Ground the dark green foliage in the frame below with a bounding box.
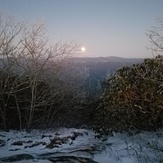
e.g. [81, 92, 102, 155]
[93, 55, 163, 136]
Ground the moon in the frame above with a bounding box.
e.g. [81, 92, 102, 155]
[81, 47, 86, 52]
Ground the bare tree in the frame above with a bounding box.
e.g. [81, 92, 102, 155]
[146, 18, 163, 56]
[0, 13, 88, 130]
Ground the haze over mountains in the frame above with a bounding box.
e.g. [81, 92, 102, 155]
[71, 56, 144, 95]
[71, 56, 143, 63]
[0, 56, 143, 86]
[72, 56, 143, 79]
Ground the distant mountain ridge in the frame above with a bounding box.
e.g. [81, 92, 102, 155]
[71, 56, 143, 63]
[70, 56, 144, 92]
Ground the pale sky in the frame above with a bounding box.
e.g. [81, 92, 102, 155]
[0, 0, 163, 58]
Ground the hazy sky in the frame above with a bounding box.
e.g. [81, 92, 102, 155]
[0, 0, 163, 58]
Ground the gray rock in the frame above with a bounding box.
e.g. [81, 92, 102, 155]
[49, 156, 98, 163]
[0, 154, 34, 162]
[0, 139, 5, 147]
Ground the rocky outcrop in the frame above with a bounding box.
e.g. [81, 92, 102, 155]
[0, 129, 101, 163]
[0, 154, 34, 162]
[0, 139, 5, 147]
[49, 156, 98, 163]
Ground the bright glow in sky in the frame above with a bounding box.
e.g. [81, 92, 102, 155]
[81, 47, 86, 52]
[0, 0, 163, 58]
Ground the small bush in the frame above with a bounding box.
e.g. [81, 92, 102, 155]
[93, 55, 163, 136]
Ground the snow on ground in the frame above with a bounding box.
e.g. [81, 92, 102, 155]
[0, 128, 163, 163]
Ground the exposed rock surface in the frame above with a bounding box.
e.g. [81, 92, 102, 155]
[0, 154, 34, 162]
[49, 156, 98, 163]
[0, 129, 101, 163]
[0, 139, 5, 147]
